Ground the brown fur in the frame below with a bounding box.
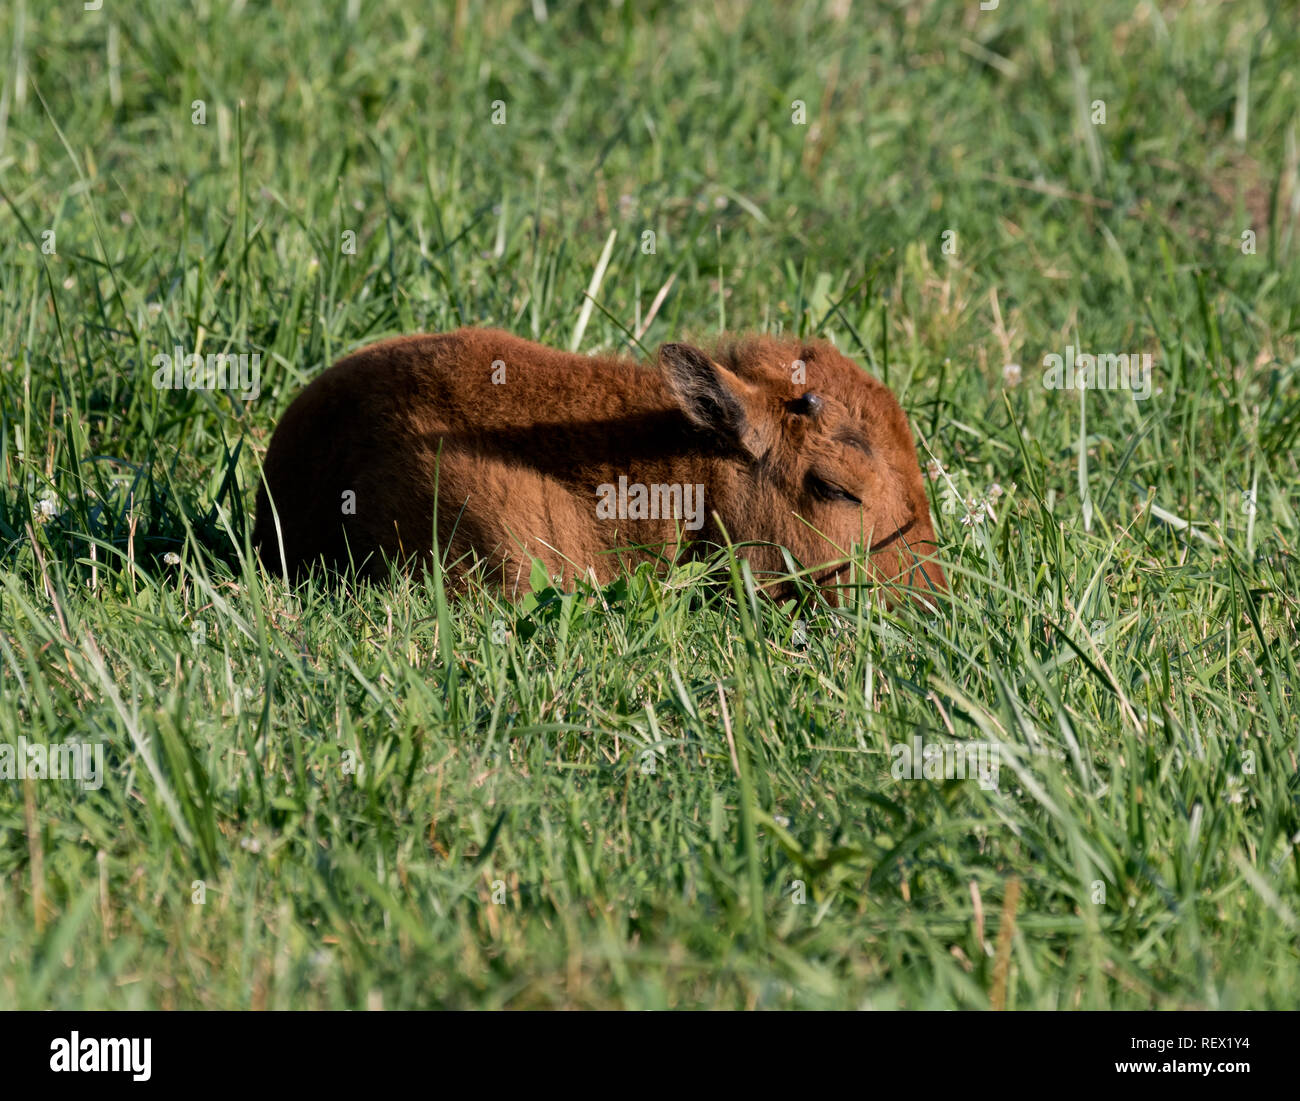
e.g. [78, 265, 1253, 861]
[252, 328, 946, 601]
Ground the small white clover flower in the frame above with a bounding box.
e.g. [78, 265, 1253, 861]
[959, 495, 993, 527]
[1002, 363, 1022, 387]
[163, 551, 181, 566]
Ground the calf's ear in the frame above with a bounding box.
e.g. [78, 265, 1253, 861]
[659, 342, 758, 454]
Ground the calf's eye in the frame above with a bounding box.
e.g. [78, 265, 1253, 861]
[808, 474, 861, 505]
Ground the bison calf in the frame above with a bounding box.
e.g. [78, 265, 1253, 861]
[252, 328, 945, 601]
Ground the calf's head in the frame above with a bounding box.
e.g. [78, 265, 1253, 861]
[659, 336, 945, 603]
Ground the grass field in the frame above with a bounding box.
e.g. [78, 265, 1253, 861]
[1, 0, 1298, 1010]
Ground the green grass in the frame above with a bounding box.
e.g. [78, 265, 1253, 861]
[1, 0, 1298, 1009]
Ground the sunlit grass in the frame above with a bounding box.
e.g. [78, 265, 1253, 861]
[0, 0, 1296, 1008]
